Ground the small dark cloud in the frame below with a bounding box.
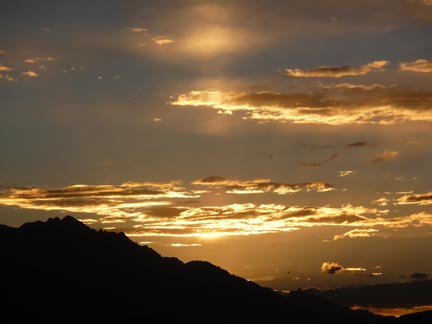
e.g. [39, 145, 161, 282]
[410, 272, 429, 280]
[299, 161, 322, 168]
[345, 141, 369, 147]
[328, 153, 339, 160]
[301, 141, 370, 150]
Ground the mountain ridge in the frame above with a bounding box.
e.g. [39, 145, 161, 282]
[0, 216, 427, 323]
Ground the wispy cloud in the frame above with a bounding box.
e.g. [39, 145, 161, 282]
[399, 59, 432, 72]
[0, 64, 14, 71]
[192, 176, 334, 194]
[129, 26, 147, 33]
[1, 182, 431, 238]
[285, 60, 389, 78]
[21, 71, 38, 77]
[396, 192, 432, 205]
[152, 36, 175, 46]
[371, 150, 400, 162]
[172, 85, 432, 125]
[333, 228, 379, 241]
[24, 56, 57, 64]
[339, 170, 356, 177]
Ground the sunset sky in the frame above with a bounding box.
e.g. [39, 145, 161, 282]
[1, 0, 431, 290]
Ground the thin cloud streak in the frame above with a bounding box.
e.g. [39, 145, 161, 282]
[192, 176, 334, 194]
[397, 192, 432, 205]
[285, 60, 389, 78]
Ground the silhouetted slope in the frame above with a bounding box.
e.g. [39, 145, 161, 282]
[306, 280, 432, 308]
[0, 216, 422, 322]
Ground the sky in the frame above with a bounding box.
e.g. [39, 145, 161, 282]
[0, 0, 431, 291]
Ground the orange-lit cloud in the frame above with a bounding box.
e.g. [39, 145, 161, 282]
[322, 261, 345, 274]
[396, 192, 432, 205]
[333, 228, 379, 241]
[372, 197, 390, 206]
[0, 64, 13, 71]
[371, 150, 400, 162]
[21, 71, 38, 77]
[285, 60, 389, 78]
[399, 59, 432, 72]
[152, 36, 175, 45]
[129, 27, 147, 33]
[322, 261, 368, 275]
[192, 176, 334, 194]
[172, 85, 432, 125]
[24, 56, 57, 64]
[1, 182, 431, 238]
[339, 170, 355, 177]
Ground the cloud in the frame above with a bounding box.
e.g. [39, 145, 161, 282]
[169, 243, 202, 247]
[397, 192, 432, 205]
[192, 176, 334, 194]
[345, 141, 369, 147]
[0, 64, 14, 71]
[372, 197, 390, 206]
[302, 141, 370, 149]
[298, 161, 322, 168]
[321, 262, 345, 274]
[333, 228, 379, 241]
[24, 56, 57, 64]
[284, 60, 389, 78]
[371, 150, 400, 162]
[322, 261, 368, 275]
[0, 181, 192, 219]
[172, 85, 432, 125]
[410, 272, 429, 280]
[0, 74, 16, 82]
[1, 182, 431, 238]
[21, 71, 38, 77]
[129, 27, 147, 33]
[399, 59, 432, 72]
[339, 170, 355, 177]
[152, 36, 175, 45]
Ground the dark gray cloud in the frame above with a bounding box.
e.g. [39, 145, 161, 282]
[410, 272, 429, 280]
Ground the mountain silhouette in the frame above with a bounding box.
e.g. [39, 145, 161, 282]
[306, 280, 432, 308]
[0, 216, 428, 322]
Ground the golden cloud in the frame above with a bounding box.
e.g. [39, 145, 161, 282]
[1, 182, 431, 238]
[0, 64, 14, 71]
[21, 71, 38, 77]
[192, 176, 334, 194]
[171, 85, 432, 125]
[396, 192, 432, 205]
[371, 150, 400, 162]
[152, 36, 175, 46]
[333, 228, 379, 241]
[399, 59, 432, 72]
[24, 56, 57, 64]
[129, 27, 147, 33]
[339, 170, 356, 177]
[285, 60, 389, 78]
